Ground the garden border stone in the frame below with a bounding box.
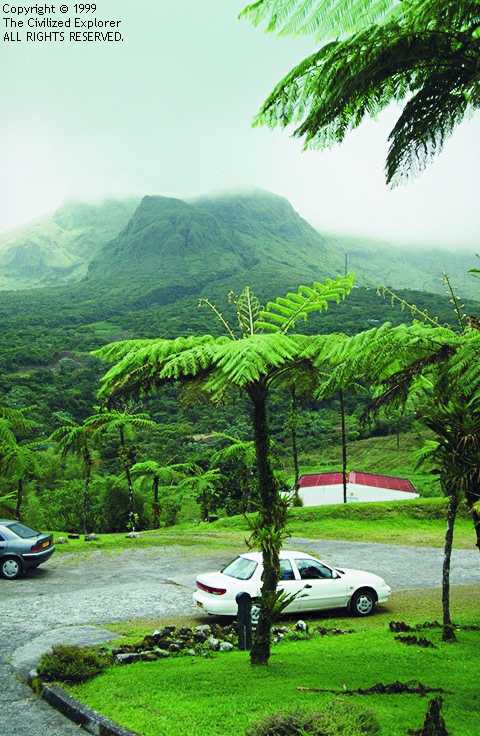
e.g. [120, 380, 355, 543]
[28, 670, 139, 736]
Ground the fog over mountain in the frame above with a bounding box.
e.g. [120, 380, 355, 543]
[0, 190, 477, 299]
[3, 0, 480, 248]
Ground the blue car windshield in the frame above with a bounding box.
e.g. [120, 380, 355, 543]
[8, 523, 38, 539]
[222, 557, 257, 580]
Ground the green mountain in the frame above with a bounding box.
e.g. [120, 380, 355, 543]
[87, 190, 341, 289]
[1, 189, 477, 301]
[0, 198, 139, 290]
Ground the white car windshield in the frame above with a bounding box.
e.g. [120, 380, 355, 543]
[222, 557, 257, 580]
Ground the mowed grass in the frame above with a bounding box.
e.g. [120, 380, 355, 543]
[49, 497, 477, 555]
[216, 497, 477, 549]
[69, 587, 480, 736]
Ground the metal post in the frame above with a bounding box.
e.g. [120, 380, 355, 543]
[236, 592, 252, 650]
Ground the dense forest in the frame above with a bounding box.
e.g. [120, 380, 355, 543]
[0, 191, 478, 536]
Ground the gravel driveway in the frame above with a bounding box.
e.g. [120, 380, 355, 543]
[1, 538, 479, 735]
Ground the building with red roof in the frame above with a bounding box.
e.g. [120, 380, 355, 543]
[296, 471, 418, 506]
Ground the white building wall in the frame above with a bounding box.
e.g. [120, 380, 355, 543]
[298, 482, 419, 507]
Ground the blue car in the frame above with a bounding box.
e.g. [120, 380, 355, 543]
[0, 520, 55, 579]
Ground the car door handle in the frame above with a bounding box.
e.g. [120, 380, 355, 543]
[304, 584, 312, 589]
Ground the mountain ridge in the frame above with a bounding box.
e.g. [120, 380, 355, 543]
[0, 189, 478, 300]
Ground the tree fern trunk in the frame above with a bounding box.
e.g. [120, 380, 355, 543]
[152, 476, 160, 528]
[339, 390, 348, 504]
[15, 478, 24, 521]
[442, 493, 458, 642]
[290, 387, 300, 497]
[119, 426, 136, 532]
[83, 448, 92, 537]
[249, 383, 280, 666]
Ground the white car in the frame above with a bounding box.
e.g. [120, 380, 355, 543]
[193, 550, 391, 617]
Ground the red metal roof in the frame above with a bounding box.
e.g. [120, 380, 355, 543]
[298, 471, 416, 493]
[298, 473, 343, 487]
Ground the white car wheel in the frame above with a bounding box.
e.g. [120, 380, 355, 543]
[351, 589, 376, 616]
[1, 557, 23, 580]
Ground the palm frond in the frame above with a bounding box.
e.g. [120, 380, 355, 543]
[240, 0, 399, 39]
[96, 336, 223, 399]
[386, 69, 472, 185]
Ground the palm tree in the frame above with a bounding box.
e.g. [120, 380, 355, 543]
[0, 413, 41, 521]
[50, 415, 95, 536]
[210, 434, 257, 512]
[179, 468, 224, 522]
[243, 0, 480, 184]
[94, 275, 354, 665]
[85, 410, 157, 532]
[415, 399, 480, 642]
[131, 460, 195, 527]
[0, 442, 42, 521]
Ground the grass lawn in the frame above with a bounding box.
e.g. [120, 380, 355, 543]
[49, 497, 477, 555]
[69, 587, 480, 736]
[216, 497, 477, 549]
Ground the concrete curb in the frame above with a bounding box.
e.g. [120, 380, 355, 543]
[28, 670, 139, 736]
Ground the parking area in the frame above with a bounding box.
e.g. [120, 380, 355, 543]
[1, 538, 479, 735]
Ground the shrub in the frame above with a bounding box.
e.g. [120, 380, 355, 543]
[38, 645, 112, 684]
[245, 702, 379, 736]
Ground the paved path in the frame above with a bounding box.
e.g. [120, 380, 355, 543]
[1, 539, 479, 735]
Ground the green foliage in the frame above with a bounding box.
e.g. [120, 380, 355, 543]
[38, 645, 111, 684]
[240, 0, 398, 39]
[245, 702, 379, 736]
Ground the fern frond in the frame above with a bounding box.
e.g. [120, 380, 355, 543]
[256, 274, 354, 333]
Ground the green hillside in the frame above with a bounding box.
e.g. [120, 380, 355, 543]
[329, 232, 479, 299]
[0, 198, 139, 290]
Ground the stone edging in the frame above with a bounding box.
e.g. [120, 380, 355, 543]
[28, 670, 139, 736]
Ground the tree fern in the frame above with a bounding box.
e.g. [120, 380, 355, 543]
[247, 0, 480, 184]
[93, 277, 353, 665]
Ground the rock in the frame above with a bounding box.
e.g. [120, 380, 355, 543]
[154, 649, 170, 658]
[126, 531, 140, 539]
[219, 642, 234, 652]
[295, 620, 308, 632]
[194, 625, 211, 642]
[206, 636, 220, 651]
[195, 625, 211, 635]
[141, 651, 158, 662]
[153, 626, 176, 640]
[169, 643, 181, 653]
[185, 649, 196, 656]
[115, 652, 143, 664]
[55, 537, 69, 545]
[177, 627, 193, 638]
[84, 533, 98, 542]
[67, 533, 80, 539]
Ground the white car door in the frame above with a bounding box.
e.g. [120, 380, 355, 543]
[276, 559, 308, 613]
[294, 558, 349, 612]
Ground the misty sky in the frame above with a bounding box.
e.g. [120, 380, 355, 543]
[2, 0, 479, 247]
